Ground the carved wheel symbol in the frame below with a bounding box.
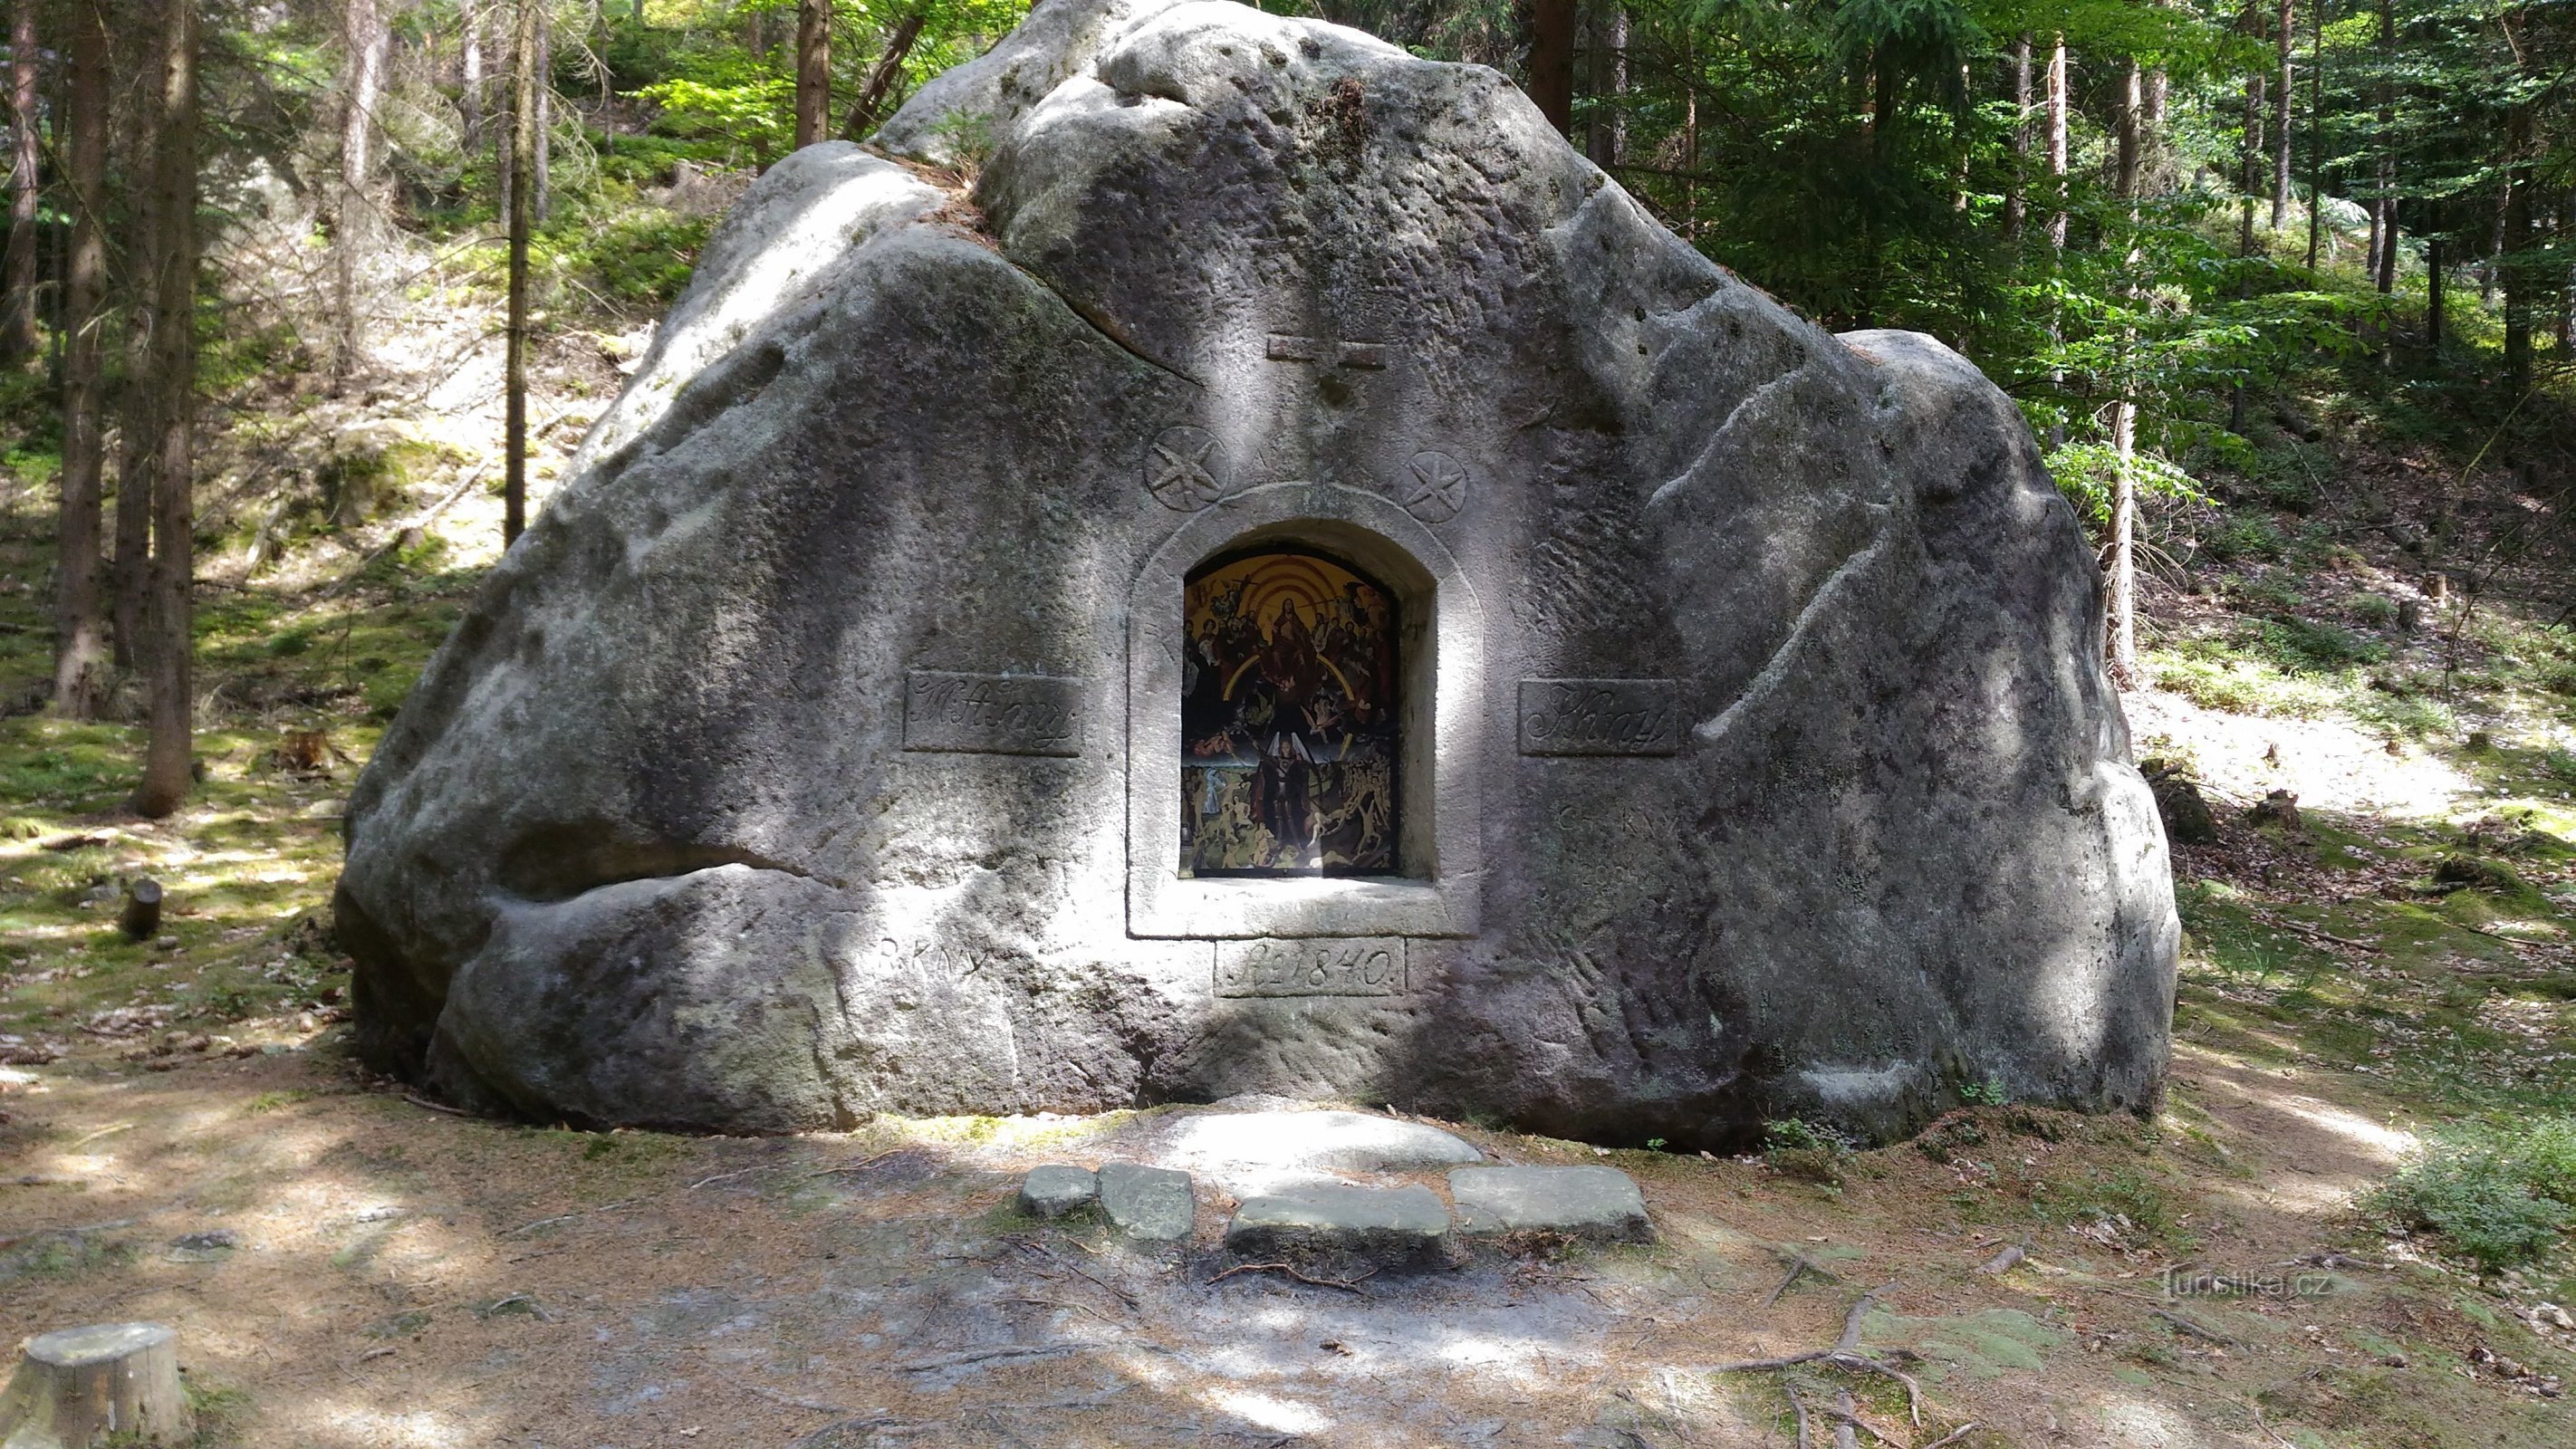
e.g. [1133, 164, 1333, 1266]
[1402, 449, 1467, 523]
[1146, 427, 1226, 511]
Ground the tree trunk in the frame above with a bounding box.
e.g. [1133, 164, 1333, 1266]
[841, 10, 926, 140]
[2374, 0, 2394, 298]
[505, 0, 535, 546]
[0, 1323, 190, 1447]
[1526, 0, 1574, 135]
[1585, 8, 1627, 168]
[2109, 62, 2142, 678]
[461, 0, 485, 153]
[2427, 206, 2445, 352]
[2044, 35, 2068, 254]
[53, 0, 110, 718]
[335, 0, 391, 391]
[2240, 67, 2264, 256]
[111, 373, 149, 668]
[2273, 0, 2293, 228]
[2304, 0, 2324, 269]
[795, 0, 831, 149]
[533, 20, 552, 222]
[1, 0, 39, 364]
[2004, 34, 2030, 242]
[1682, 32, 1697, 239]
[130, 0, 198, 820]
[2503, 102, 2533, 392]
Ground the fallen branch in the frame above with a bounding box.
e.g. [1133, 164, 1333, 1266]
[2152, 1309, 2238, 1347]
[896, 1343, 1079, 1372]
[1766, 1248, 1842, 1306]
[1976, 1243, 2025, 1275]
[1783, 1385, 1815, 1449]
[1204, 1261, 1378, 1293]
[503, 1197, 646, 1236]
[401, 1093, 469, 1117]
[742, 1383, 846, 1414]
[1919, 1425, 1980, 1448]
[1706, 1282, 1922, 1425]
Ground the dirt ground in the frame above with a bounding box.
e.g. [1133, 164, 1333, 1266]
[3, 1012, 2571, 1448]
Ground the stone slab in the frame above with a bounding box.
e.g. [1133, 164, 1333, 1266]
[1096, 1160, 1194, 1241]
[1224, 1184, 1450, 1268]
[1016, 1164, 1098, 1219]
[1448, 1166, 1651, 1242]
[1170, 1110, 1483, 1177]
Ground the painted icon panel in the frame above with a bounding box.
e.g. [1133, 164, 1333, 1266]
[1181, 550, 1399, 876]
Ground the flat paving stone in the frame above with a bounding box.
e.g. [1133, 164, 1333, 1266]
[1448, 1166, 1651, 1242]
[1016, 1164, 1097, 1219]
[1164, 1111, 1484, 1195]
[1095, 1160, 1194, 1241]
[1224, 1184, 1450, 1269]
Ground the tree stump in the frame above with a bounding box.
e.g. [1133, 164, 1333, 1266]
[0, 1322, 192, 1446]
[117, 879, 161, 943]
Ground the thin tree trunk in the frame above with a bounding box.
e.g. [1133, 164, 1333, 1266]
[52, 0, 110, 717]
[2109, 62, 2142, 678]
[2373, 0, 2395, 300]
[1526, 0, 1574, 135]
[2273, 0, 2293, 228]
[1682, 32, 1697, 239]
[2240, 66, 2264, 256]
[505, 0, 534, 545]
[2005, 34, 2030, 242]
[461, 1, 485, 153]
[2483, 179, 2505, 302]
[1585, 8, 1627, 168]
[2304, 0, 2324, 269]
[1609, 8, 1627, 168]
[795, 0, 830, 149]
[130, 0, 198, 819]
[1, 0, 39, 363]
[2044, 35, 2068, 254]
[533, 20, 551, 221]
[2427, 205, 2445, 351]
[841, 10, 927, 140]
[2503, 102, 2534, 392]
[111, 374, 149, 667]
[335, 0, 391, 391]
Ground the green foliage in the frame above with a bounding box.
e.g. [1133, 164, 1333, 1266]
[1764, 1118, 1857, 1185]
[2369, 1121, 2576, 1271]
[553, 209, 717, 311]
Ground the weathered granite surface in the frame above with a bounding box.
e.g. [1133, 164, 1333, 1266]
[337, 0, 2177, 1147]
[1225, 1185, 1450, 1269]
[1017, 1164, 1101, 1219]
[1098, 1161, 1197, 1241]
[1449, 1166, 1650, 1242]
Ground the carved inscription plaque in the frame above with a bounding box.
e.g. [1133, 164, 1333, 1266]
[1517, 679, 1682, 756]
[903, 671, 1085, 756]
[1215, 937, 1408, 998]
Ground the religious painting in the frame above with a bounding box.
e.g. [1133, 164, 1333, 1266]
[1180, 549, 1399, 876]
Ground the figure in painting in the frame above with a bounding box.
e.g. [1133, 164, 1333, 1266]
[1180, 550, 1399, 875]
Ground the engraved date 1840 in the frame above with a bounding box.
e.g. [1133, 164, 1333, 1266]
[1215, 938, 1408, 997]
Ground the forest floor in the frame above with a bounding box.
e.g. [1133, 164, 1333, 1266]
[5, 235, 2576, 1444]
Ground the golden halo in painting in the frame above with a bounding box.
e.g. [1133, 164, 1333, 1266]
[1179, 549, 1399, 876]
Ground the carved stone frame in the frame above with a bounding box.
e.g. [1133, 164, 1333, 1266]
[1128, 482, 1484, 939]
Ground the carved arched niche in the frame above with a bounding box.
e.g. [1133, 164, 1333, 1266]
[1128, 483, 1484, 939]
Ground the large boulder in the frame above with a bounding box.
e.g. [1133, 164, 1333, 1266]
[336, 0, 2177, 1146]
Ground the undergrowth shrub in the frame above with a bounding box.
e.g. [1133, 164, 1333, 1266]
[1764, 1118, 1854, 1185]
[2369, 1118, 2576, 1271]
